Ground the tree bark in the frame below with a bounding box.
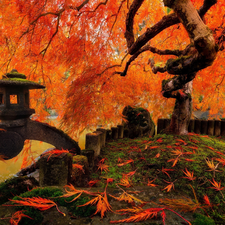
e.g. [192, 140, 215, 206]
[122, 0, 217, 135]
[161, 0, 217, 135]
[169, 81, 193, 135]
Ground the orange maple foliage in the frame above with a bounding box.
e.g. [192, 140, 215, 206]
[0, 0, 223, 138]
[0, 0, 224, 167]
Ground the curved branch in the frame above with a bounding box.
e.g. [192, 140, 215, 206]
[126, 0, 217, 55]
[125, 0, 145, 49]
[117, 45, 183, 76]
[40, 15, 60, 56]
[162, 72, 196, 98]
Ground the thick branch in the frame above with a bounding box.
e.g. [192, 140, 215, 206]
[125, 0, 145, 49]
[117, 45, 182, 76]
[126, 0, 217, 55]
[162, 72, 196, 98]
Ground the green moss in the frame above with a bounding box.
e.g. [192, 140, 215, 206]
[12, 187, 96, 220]
[0, 176, 39, 205]
[192, 213, 215, 225]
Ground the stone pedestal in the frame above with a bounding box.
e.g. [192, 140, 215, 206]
[39, 152, 72, 187]
[85, 133, 101, 157]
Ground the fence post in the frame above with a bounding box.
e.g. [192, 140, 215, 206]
[221, 120, 225, 136]
[194, 120, 201, 134]
[201, 120, 208, 135]
[207, 120, 215, 136]
[164, 119, 170, 129]
[157, 119, 165, 134]
[106, 129, 112, 142]
[96, 128, 106, 147]
[117, 125, 124, 139]
[214, 120, 221, 136]
[188, 119, 195, 133]
[85, 133, 101, 157]
[111, 127, 119, 139]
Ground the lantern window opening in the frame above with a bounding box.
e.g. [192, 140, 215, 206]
[10, 94, 19, 105]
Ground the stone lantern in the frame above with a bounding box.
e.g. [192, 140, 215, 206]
[0, 69, 45, 120]
[0, 69, 80, 160]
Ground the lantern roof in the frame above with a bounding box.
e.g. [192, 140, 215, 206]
[0, 69, 45, 89]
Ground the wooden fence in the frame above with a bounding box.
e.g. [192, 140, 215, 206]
[157, 119, 225, 136]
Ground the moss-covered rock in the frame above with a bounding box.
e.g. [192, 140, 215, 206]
[71, 155, 90, 187]
[39, 152, 73, 187]
[0, 176, 39, 205]
[122, 105, 155, 138]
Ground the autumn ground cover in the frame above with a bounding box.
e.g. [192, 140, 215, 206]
[1, 133, 225, 224]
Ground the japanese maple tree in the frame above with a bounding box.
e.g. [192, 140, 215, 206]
[0, 0, 224, 136]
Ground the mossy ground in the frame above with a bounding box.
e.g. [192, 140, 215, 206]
[1, 134, 225, 224]
[90, 134, 225, 224]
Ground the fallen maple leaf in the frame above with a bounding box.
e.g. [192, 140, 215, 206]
[209, 178, 225, 192]
[41, 149, 69, 161]
[73, 164, 85, 173]
[117, 159, 134, 167]
[109, 187, 144, 204]
[163, 180, 176, 192]
[147, 178, 158, 187]
[88, 180, 99, 187]
[118, 175, 132, 187]
[124, 170, 136, 177]
[215, 157, 225, 166]
[8, 197, 65, 216]
[159, 197, 201, 212]
[149, 146, 159, 149]
[97, 163, 109, 173]
[161, 167, 174, 179]
[205, 158, 220, 177]
[167, 157, 179, 167]
[79, 192, 112, 218]
[182, 168, 196, 181]
[156, 138, 163, 143]
[61, 184, 94, 202]
[110, 206, 191, 224]
[3, 210, 33, 225]
[203, 195, 212, 208]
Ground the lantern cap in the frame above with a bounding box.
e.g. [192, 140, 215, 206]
[0, 69, 45, 89]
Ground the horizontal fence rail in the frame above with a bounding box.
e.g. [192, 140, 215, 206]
[157, 119, 225, 136]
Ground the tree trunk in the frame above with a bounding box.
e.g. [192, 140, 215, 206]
[169, 81, 193, 135]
